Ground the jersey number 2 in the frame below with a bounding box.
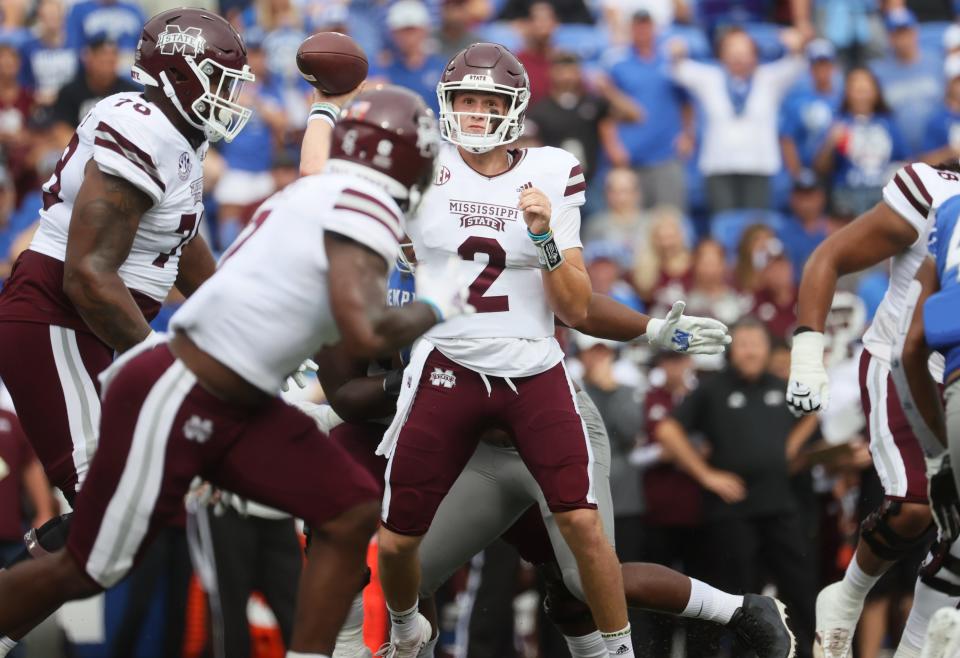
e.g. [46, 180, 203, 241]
[458, 236, 509, 313]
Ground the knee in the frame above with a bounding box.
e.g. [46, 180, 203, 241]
[313, 501, 380, 549]
[378, 527, 421, 560]
[890, 502, 934, 538]
[50, 549, 102, 601]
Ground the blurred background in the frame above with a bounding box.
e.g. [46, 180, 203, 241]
[1, 0, 957, 656]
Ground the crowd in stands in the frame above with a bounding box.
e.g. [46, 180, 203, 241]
[4, 0, 960, 656]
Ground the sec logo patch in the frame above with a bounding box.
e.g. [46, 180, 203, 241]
[435, 165, 451, 185]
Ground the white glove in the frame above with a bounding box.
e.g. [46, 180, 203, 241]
[645, 301, 731, 355]
[280, 358, 319, 392]
[290, 400, 345, 434]
[415, 256, 476, 322]
[786, 331, 829, 415]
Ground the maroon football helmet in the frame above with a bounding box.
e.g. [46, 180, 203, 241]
[329, 85, 439, 212]
[132, 8, 254, 142]
[436, 42, 530, 153]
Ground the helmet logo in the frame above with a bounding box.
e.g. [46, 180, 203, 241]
[373, 139, 394, 169]
[344, 101, 371, 121]
[341, 129, 358, 155]
[463, 74, 494, 85]
[158, 25, 206, 57]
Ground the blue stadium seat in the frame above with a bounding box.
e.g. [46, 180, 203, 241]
[710, 209, 786, 259]
[476, 21, 523, 52]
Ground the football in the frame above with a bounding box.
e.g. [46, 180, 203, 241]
[296, 32, 368, 95]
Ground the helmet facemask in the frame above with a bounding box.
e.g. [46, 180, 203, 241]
[437, 81, 528, 153]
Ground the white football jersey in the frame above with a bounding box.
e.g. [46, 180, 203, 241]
[864, 162, 960, 372]
[408, 142, 586, 376]
[170, 173, 403, 394]
[29, 92, 207, 302]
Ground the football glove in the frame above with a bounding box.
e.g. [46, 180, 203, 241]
[290, 400, 345, 435]
[928, 452, 960, 542]
[645, 301, 731, 355]
[786, 331, 828, 415]
[416, 256, 476, 322]
[280, 358, 319, 392]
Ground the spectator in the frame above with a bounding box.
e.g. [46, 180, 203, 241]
[733, 222, 777, 293]
[0, 43, 35, 202]
[606, 9, 692, 210]
[19, 0, 76, 107]
[901, 0, 955, 22]
[212, 33, 288, 249]
[779, 170, 829, 281]
[498, 0, 594, 24]
[945, 22, 960, 57]
[633, 207, 692, 313]
[814, 66, 906, 217]
[438, 0, 484, 61]
[684, 238, 749, 327]
[670, 27, 806, 214]
[64, 0, 145, 75]
[921, 53, 960, 165]
[0, 167, 22, 279]
[376, 0, 446, 115]
[780, 39, 842, 177]
[529, 51, 639, 185]
[584, 166, 651, 246]
[749, 238, 798, 340]
[601, 0, 693, 43]
[870, 7, 943, 155]
[516, 1, 557, 104]
[655, 317, 817, 656]
[584, 240, 645, 312]
[48, 36, 137, 146]
[815, 0, 876, 67]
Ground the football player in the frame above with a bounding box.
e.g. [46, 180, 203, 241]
[786, 151, 960, 652]
[0, 85, 473, 658]
[0, 7, 251, 564]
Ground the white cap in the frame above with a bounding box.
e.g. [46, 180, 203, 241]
[945, 24, 960, 51]
[387, 0, 431, 30]
[946, 53, 960, 79]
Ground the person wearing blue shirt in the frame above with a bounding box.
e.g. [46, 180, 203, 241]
[814, 66, 907, 217]
[605, 10, 692, 211]
[373, 0, 446, 116]
[64, 0, 144, 75]
[921, 55, 960, 165]
[17, 0, 75, 106]
[780, 39, 842, 176]
[870, 8, 944, 156]
[778, 171, 829, 282]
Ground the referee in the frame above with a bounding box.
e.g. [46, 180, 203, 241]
[655, 316, 816, 656]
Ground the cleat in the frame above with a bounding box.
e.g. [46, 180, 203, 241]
[727, 594, 796, 658]
[375, 613, 432, 658]
[813, 582, 862, 658]
[921, 607, 960, 658]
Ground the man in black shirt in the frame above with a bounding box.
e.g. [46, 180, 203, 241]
[656, 316, 816, 656]
[48, 35, 137, 145]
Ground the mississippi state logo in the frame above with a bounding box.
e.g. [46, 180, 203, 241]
[158, 25, 206, 57]
[178, 152, 191, 180]
[435, 165, 451, 185]
[183, 415, 213, 443]
[429, 367, 456, 389]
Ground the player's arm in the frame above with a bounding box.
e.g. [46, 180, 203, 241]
[891, 257, 946, 453]
[174, 235, 216, 298]
[63, 159, 154, 352]
[326, 232, 462, 358]
[300, 86, 364, 177]
[313, 345, 397, 422]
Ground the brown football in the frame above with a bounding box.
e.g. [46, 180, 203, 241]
[296, 32, 368, 95]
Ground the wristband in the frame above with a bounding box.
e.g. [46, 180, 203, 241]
[529, 229, 564, 271]
[308, 102, 340, 128]
[383, 368, 404, 397]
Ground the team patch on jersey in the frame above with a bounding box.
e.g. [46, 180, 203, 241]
[158, 25, 206, 57]
[429, 367, 456, 388]
[93, 121, 166, 193]
[449, 199, 520, 232]
[191, 179, 203, 203]
[178, 152, 191, 181]
[435, 165, 451, 185]
[564, 163, 585, 197]
[183, 415, 213, 443]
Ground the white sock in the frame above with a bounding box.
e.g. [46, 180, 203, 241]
[415, 634, 439, 658]
[600, 625, 634, 657]
[839, 555, 883, 607]
[0, 637, 16, 658]
[899, 540, 960, 651]
[387, 601, 421, 643]
[334, 593, 365, 651]
[681, 577, 745, 625]
[286, 653, 329, 658]
[565, 630, 608, 657]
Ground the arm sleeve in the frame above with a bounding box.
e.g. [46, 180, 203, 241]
[325, 186, 403, 266]
[881, 163, 936, 240]
[762, 55, 807, 99]
[89, 114, 165, 205]
[671, 59, 715, 95]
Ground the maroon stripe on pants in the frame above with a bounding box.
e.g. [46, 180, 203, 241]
[0, 321, 112, 501]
